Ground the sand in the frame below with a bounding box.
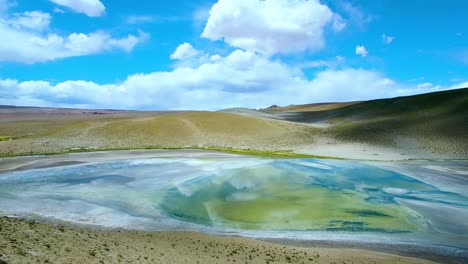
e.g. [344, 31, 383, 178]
[0, 217, 438, 264]
[293, 138, 456, 161]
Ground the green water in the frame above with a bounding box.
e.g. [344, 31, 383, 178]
[161, 162, 427, 232]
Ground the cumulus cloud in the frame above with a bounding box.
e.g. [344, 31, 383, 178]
[201, 0, 336, 55]
[48, 0, 105, 17]
[6, 11, 51, 31]
[0, 50, 299, 109]
[1, 49, 463, 110]
[0, 10, 147, 63]
[0, 25, 147, 63]
[170, 43, 200, 60]
[355, 45, 368, 57]
[0, 2, 147, 63]
[382, 34, 395, 44]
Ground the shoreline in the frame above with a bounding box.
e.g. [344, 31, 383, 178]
[0, 216, 445, 264]
[261, 238, 468, 264]
[0, 147, 466, 167]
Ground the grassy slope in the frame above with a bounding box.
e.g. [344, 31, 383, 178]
[327, 88, 468, 154]
[0, 111, 317, 156]
[260, 88, 468, 156]
[264, 101, 361, 112]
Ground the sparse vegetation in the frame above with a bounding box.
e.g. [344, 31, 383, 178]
[260, 88, 468, 158]
[0, 216, 436, 264]
[0, 136, 14, 142]
[0, 111, 318, 157]
[0, 88, 467, 159]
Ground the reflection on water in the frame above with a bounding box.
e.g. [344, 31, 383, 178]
[0, 157, 467, 248]
[160, 160, 459, 232]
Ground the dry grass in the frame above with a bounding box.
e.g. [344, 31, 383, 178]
[325, 89, 468, 155]
[0, 217, 436, 264]
[256, 88, 468, 158]
[0, 111, 318, 156]
[265, 102, 361, 112]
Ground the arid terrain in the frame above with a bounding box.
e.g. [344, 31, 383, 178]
[0, 217, 437, 264]
[1, 88, 467, 160]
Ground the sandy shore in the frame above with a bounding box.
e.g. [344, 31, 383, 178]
[294, 138, 463, 161]
[0, 217, 438, 264]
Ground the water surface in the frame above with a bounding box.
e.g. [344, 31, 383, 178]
[0, 157, 467, 249]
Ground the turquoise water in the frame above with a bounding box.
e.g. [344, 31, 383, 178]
[0, 157, 467, 248]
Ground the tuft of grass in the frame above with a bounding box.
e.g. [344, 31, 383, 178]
[0, 136, 14, 141]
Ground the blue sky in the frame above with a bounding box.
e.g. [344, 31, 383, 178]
[0, 0, 466, 110]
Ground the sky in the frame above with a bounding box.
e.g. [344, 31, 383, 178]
[0, 0, 467, 110]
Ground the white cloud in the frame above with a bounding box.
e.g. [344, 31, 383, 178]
[301, 60, 330, 68]
[339, 2, 373, 28]
[355, 45, 368, 57]
[53, 7, 64, 14]
[417, 82, 434, 89]
[7, 11, 51, 31]
[170, 43, 200, 60]
[331, 14, 346, 31]
[449, 81, 468, 89]
[48, 0, 105, 17]
[210, 54, 222, 62]
[201, 0, 336, 55]
[1, 49, 463, 110]
[382, 34, 395, 44]
[0, 5, 147, 64]
[126, 15, 154, 24]
[0, 50, 302, 109]
[301, 56, 345, 69]
[0, 19, 147, 63]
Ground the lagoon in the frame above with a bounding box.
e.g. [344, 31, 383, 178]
[0, 154, 467, 251]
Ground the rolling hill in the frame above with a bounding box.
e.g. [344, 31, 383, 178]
[0, 88, 467, 159]
[258, 88, 468, 156]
